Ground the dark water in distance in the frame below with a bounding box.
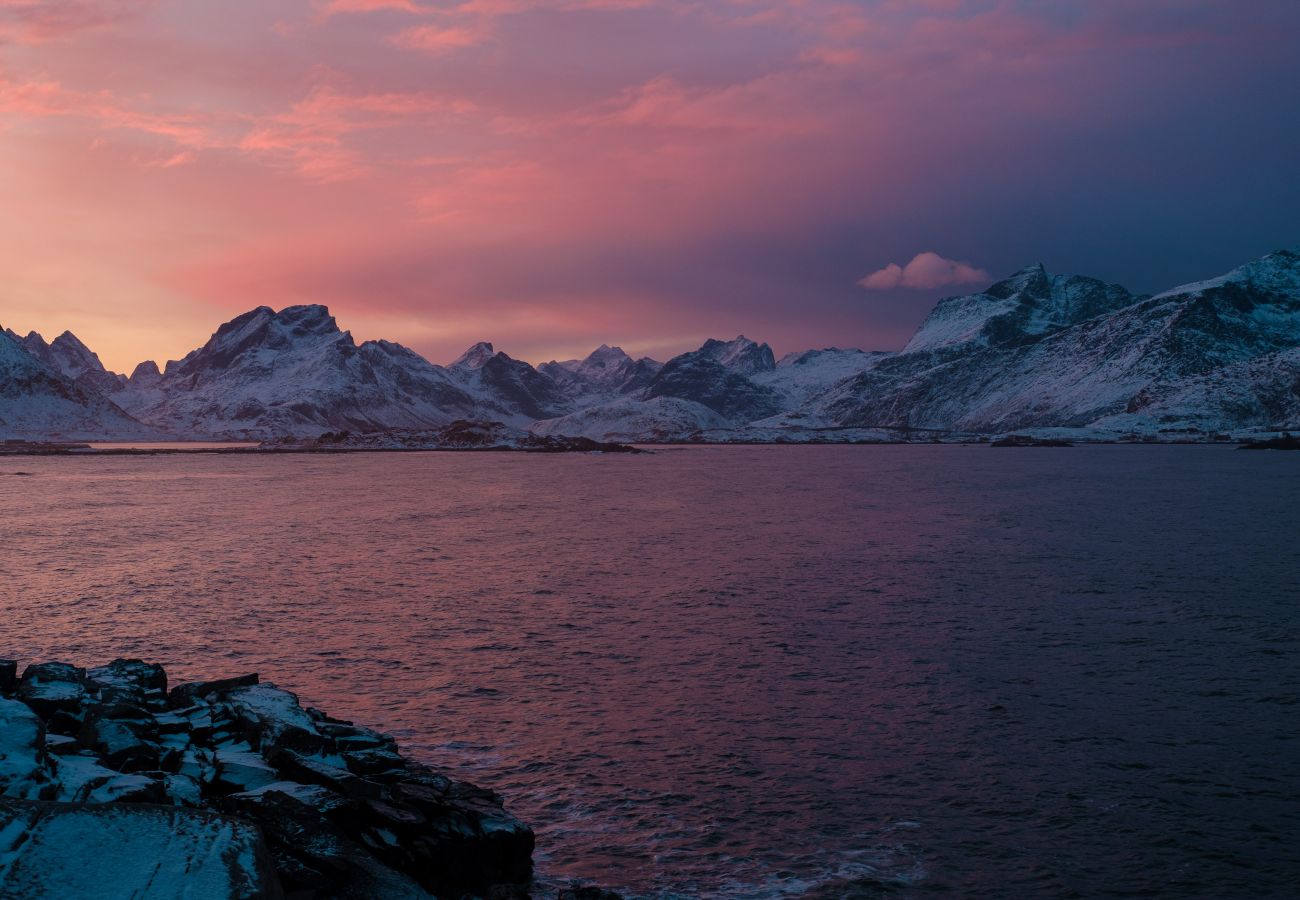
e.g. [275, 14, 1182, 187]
[2, 446, 1298, 898]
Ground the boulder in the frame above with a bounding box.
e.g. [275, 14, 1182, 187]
[168, 672, 259, 708]
[87, 659, 169, 708]
[557, 887, 626, 900]
[219, 684, 326, 756]
[18, 662, 87, 718]
[0, 661, 536, 898]
[0, 697, 56, 800]
[78, 710, 162, 773]
[0, 798, 282, 899]
[0, 659, 16, 693]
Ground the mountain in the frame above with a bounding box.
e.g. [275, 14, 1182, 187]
[532, 338, 877, 440]
[816, 249, 1300, 434]
[113, 305, 483, 439]
[4, 329, 128, 396]
[0, 329, 155, 440]
[3, 249, 1296, 443]
[538, 345, 662, 401]
[445, 341, 571, 422]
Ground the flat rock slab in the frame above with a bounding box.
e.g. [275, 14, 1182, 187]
[0, 799, 282, 899]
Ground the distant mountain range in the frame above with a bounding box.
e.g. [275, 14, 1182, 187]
[3, 248, 1298, 442]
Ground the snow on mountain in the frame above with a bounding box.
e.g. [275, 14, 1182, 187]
[4, 329, 127, 395]
[0, 328, 156, 440]
[755, 348, 893, 408]
[902, 265, 1138, 355]
[127, 360, 163, 389]
[115, 305, 483, 439]
[531, 338, 884, 440]
[5, 249, 1297, 443]
[1090, 345, 1300, 435]
[446, 342, 570, 422]
[815, 249, 1300, 435]
[531, 396, 729, 442]
[538, 344, 662, 402]
[451, 341, 496, 369]
[693, 336, 776, 375]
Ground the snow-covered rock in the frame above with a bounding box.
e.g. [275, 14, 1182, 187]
[0, 658, 537, 898]
[0, 799, 280, 899]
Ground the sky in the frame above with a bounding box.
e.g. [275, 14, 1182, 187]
[1, 0, 1298, 373]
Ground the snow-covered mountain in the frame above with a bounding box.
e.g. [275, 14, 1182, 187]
[4, 248, 1297, 442]
[816, 249, 1300, 435]
[4, 328, 128, 396]
[538, 345, 662, 401]
[111, 305, 486, 439]
[0, 329, 155, 440]
[530, 335, 800, 442]
[445, 341, 571, 421]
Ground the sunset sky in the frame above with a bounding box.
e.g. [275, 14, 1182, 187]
[1, 0, 1298, 373]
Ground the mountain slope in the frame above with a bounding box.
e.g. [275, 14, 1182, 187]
[446, 342, 571, 422]
[538, 345, 662, 402]
[0, 329, 155, 440]
[818, 250, 1300, 433]
[116, 305, 482, 438]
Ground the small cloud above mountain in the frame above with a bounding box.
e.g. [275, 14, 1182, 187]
[859, 252, 991, 291]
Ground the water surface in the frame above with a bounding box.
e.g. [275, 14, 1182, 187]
[2, 446, 1298, 897]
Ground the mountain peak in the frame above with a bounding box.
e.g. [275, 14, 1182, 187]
[581, 344, 630, 368]
[50, 330, 108, 372]
[452, 341, 496, 369]
[275, 304, 338, 333]
[985, 263, 1052, 299]
[697, 335, 776, 374]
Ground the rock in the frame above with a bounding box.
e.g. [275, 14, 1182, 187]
[557, 886, 626, 900]
[1239, 432, 1300, 450]
[18, 662, 87, 718]
[168, 672, 259, 708]
[0, 697, 56, 800]
[179, 747, 218, 786]
[0, 798, 282, 899]
[268, 748, 383, 801]
[87, 659, 168, 707]
[214, 748, 283, 794]
[0, 661, 536, 898]
[219, 683, 326, 756]
[78, 708, 162, 773]
[990, 434, 1074, 447]
[43, 709, 84, 737]
[340, 745, 407, 778]
[0, 659, 16, 693]
[221, 782, 431, 898]
[43, 734, 80, 755]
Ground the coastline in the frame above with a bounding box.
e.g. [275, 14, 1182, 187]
[0, 659, 619, 899]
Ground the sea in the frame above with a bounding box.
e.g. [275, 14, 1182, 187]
[2, 445, 1297, 898]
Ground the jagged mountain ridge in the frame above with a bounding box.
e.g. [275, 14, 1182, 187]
[4, 248, 1297, 441]
[0, 329, 156, 440]
[111, 305, 555, 439]
[816, 249, 1300, 433]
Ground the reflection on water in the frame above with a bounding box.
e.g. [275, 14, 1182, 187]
[1, 446, 1298, 898]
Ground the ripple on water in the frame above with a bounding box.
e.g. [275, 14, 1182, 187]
[1, 445, 1299, 897]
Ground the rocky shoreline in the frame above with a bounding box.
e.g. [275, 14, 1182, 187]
[0, 659, 615, 899]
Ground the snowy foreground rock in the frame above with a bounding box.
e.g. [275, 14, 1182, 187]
[0, 659, 545, 899]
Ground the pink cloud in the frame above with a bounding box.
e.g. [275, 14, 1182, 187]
[0, 0, 1292, 373]
[859, 253, 991, 291]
